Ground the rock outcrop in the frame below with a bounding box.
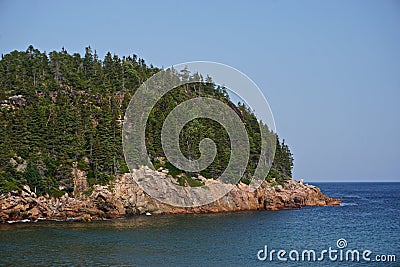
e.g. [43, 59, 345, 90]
[0, 170, 340, 223]
[72, 162, 88, 196]
[0, 95, 27, 110]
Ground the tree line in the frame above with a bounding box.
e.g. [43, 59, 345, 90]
[0, 46, 293, 195]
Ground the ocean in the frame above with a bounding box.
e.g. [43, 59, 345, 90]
[0, 183, 399, 266]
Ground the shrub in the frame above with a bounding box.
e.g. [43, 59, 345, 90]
[241, 178, 251, 185]
[77, 159, 90, 171]
[153, 158, 164, 170]
[165, 162, 182, 177]
[177, 174, 204, 187]
[46, 188, 66, 198]
[0, 172, 20, 194]
[200, 170, 212, 179]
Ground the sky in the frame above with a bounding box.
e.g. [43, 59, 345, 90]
[0, 0, 399, 182]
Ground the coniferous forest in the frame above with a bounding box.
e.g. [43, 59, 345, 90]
[0, 46, 293, 195]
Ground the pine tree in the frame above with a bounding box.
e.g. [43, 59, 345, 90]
[24, 161, 45, 195]
[0, 46, 294, 193]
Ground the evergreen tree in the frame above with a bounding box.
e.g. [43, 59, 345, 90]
[24, 161, 45, 195]
[0, 46, 294, 194]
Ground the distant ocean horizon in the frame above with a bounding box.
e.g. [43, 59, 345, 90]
[1, 182, 399, 266]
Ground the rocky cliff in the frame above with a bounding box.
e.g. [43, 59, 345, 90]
[0, 170, 340, 223]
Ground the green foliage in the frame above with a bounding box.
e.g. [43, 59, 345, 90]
[97, 173, 113, 185]
[241, 178, 251, 185]
[165, 162, 183, 177]
[83, 187, 94, 196]
[200, 170, 212, 179]
[0, 172, 20, 194]
[46, 188, 66, 198]
[268, 137, 294, 183]
[269, 180, 284, 187]
[24, 161, 46, 195]
[152, 159, 164, 170]
[118, 160, 130, 174]
[267, 169, 282, 181]
[0, 46, 294, 194]
[77, 159, 90, 171]
[177, 174, 204, 187]
[87, 177, 97, 187]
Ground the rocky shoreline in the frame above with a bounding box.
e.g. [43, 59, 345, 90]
[0, 172, 340, 223]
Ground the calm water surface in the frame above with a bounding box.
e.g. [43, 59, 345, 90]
[0, 183, 399, 266]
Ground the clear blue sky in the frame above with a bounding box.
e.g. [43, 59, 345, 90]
[1, 0, 399, 182]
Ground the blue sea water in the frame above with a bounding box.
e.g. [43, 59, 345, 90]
[0, 182, 399, 266]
